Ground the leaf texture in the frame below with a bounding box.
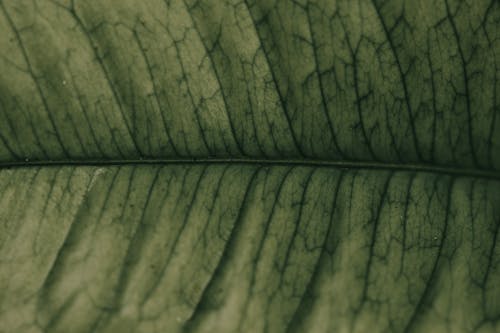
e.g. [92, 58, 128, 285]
[0, 0, 499, 332]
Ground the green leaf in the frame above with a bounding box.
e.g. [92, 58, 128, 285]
[0, 0, 498, 332]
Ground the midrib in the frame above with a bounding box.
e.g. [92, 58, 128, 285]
[0, 158, 499, 181]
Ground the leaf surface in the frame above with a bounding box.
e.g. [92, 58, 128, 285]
[0, 0, 499, 332]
